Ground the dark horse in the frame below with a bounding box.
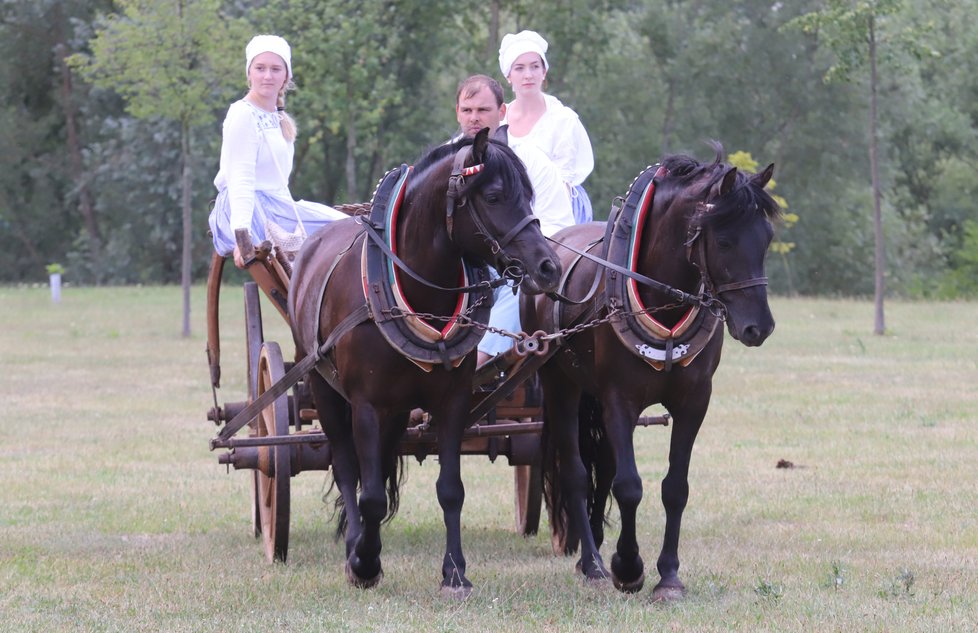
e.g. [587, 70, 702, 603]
[288, 129, 560, 597]
[523, 147, 779, 600]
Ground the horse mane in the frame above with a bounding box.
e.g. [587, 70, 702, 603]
[659, 143, 782, 229]
[407, 136, 533, 207]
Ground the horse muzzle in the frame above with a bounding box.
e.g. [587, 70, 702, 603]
[729, 319, 775, 347]
[509, 253, 561, 295]
[724, 299, 775, 346]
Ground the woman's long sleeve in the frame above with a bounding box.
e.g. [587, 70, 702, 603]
[220, 104, 261, 231]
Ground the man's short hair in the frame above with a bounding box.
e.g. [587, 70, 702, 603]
[455, 74, 504, 107]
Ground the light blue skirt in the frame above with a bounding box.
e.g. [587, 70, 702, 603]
[572, 184, 593, 224]
[208, 189, 345, 255]
[478, 270, 522, 357]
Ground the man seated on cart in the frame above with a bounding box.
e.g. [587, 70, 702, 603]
[453, 74, 576, 366]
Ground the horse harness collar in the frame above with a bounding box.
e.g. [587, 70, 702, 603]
[547, 163, 762, 372]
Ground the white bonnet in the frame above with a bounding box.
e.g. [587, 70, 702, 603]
[245, 34, 292, 79]
[498, 30, 549, 78]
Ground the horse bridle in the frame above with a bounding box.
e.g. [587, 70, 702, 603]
[446, 144, 541, 285]
[542, 167, 767, 318]
[684, 200, 769, 302]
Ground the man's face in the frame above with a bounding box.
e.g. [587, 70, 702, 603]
[455, 85, 504, 138]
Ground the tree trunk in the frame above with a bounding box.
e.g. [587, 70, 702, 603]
[345, 108, 358, 200]
[868, 15, 885, 335]
[55, 42, 102, 262]
[181, 118, 193, 338]
[487, 0, 500, 65]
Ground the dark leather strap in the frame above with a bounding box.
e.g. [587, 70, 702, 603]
[360, 219, 504, 293]
[546, 238, 605, 306]
[716, 277, 768, 293]
[546, 234, 699, 306]
[210, 304, 371, 449]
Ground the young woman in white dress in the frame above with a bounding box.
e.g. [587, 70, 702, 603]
[498, 30, 595, 224]
[208, 34, 345, 268]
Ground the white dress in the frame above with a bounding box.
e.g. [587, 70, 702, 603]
[208, 100, 345, 255]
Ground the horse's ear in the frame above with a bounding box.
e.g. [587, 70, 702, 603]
[472, 127, 490, 163]
[711, 166, 738, 199]
[492, 124, 510, 146]
[752, 163, 775, 189]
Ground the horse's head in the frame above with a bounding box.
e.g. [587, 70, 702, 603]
[686, 161, 780, 347]
[447, 128, 561, 295]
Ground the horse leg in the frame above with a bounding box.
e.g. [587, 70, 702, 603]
[600, 395, 646, 593]
[345, 401, 386, 588]
[589, 432, 615, 552]
[542, 372, 609, 583]
[307, 372, 362, 556]
[430, 398, 472, 598]
[652, 397, 708, 601]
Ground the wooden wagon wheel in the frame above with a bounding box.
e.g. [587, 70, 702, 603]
[513, 462, 542, 535]
[255, 341, 292, 563]
[244, 282, 265, 539]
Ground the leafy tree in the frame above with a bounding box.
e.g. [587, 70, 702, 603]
[786, 0, 936, 333]
[72, 0, 248, 336]
[261, 0, 458, 203]
[2, 0, 974, 300]
[0, 0, 114, 280]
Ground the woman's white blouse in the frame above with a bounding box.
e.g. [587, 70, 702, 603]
[505, 94, 594, 188]
[213, 100, 295, 231]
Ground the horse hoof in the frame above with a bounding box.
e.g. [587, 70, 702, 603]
[345, 559, 383, 589]
[575, 558, 611, 586]
[651, 581, 686, 602]
[613, 571, 645, 594]
[439, 583, 473, 600]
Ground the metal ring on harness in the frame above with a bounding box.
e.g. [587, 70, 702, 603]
[515, 330, 550, 357]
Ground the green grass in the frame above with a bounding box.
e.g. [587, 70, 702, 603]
[1, 285, 977, 631]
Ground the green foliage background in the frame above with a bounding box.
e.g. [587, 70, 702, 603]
[1, 0, 976, 297]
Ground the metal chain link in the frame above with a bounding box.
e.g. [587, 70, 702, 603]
[381, 290, 726, 351]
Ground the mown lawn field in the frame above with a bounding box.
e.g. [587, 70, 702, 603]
[1, 285, 976, 632]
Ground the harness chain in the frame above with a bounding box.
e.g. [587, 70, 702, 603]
[381, 294, 709, 351]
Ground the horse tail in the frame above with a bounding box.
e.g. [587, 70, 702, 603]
[578, 393, 614, 546]
[541, 391, 609, 556]
[540, 400, 564, 551]
[382, 451, 407, 525]
[323, 476, 350, 543]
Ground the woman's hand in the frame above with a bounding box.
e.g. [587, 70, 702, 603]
[233, 228, 253, 269]
[232, 245, 246, 269]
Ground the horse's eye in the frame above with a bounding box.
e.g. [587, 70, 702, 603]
[716, 236, 734, 251]
[484, 193, 501, 205]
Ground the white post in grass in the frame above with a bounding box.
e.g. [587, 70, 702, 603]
[47, 264, 64, 303]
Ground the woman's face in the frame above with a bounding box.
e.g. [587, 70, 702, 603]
[507, 52, 546, 98]
[248, 52, 289, 100]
